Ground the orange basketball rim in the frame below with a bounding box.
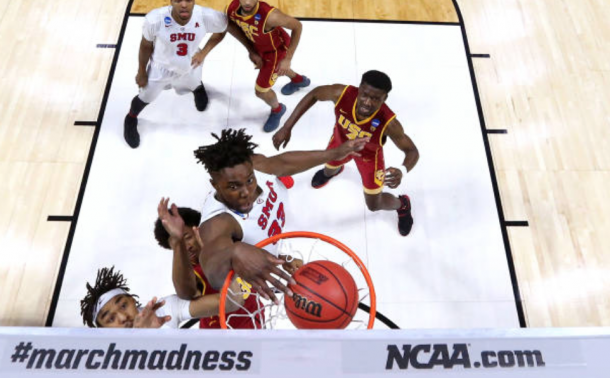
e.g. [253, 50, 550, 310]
[219, 231, 377, 329]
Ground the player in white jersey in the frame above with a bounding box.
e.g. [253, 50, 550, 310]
[80, 266, 244, 328]
[124, 0, 228, 148]
[193, 128, 369, 303]
[201, 170, 289, 258]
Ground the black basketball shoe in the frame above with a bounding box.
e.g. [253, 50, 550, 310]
[124, 114, 140, 148]
[397, 195, 413, 236]
[193, 83, 208, 111]
[311, 166, 344, 189]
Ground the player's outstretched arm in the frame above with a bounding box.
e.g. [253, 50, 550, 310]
[188, 280, 245, 318]
[158, 198, 200, 300]
[191, 8, 230, 67]
[136, 37, 154, 87]
[198, 214, 294, 304]
[198, 214, 237, 289]
[133, 297, 171, 329]
[266, 10, 302, 76]
[252, 137, 369, 177]
[169, 233, 200, 299]
[272, 84, 346, 150]
[192, 32, 227, 68]
[387, 118, 419, 172]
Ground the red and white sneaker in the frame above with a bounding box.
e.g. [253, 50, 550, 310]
[397, 195, 413, 236]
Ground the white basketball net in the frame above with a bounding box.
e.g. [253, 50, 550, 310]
[221, 235, 376, 330]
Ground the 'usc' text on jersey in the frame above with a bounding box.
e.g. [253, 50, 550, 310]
[333, 85, 397, 157]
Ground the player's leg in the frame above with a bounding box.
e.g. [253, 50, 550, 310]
[363, 192, 401, 211]
[255, 88, 286, 132]
[273, 30, 309, 95]
[281, 68, 311, 96]
[124, 96, 148, 148]
[255, 86, 280, 108]
[124, 64, 168, 148]
[174, 63, 207, 111]
[357, 153, 413, 236]
[311, 133, 350, 188]
[256, 51, 286, 132]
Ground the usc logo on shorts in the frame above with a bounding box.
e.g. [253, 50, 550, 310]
[375, 170, 385, 185]
[270, 72, 279, 85]
[236, 277, 252, 299]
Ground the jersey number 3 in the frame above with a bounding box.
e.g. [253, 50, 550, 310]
[176, 43, 188, 56]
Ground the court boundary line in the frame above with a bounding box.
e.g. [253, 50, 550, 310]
[46, 5, 522, 329]
[471, 53, 491, 58]
[452, 0, 527, 327]
[45, 0, 136, 327]
[129, 12, 459, 26]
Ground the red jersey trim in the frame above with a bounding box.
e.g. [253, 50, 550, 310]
[378, 114, 397, 146]
[334, 85, 350, 107]
[192, 268, 207, 295]
[232, 2, 277, 36]
[269, 30, 277, 49]
[235, 2, 260, 21]
[262, 8, 276, 34]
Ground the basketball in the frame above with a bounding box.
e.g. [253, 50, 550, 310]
[284, 260, 359, 329]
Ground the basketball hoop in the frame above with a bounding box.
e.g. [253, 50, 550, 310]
[219, 231, 376, 329]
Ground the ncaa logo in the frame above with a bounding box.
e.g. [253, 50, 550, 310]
[164, 16, 172, 26]
[254, 14, 262, 21]
[372, 119, 381, 128]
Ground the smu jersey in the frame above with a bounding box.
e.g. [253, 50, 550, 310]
[143, 6, 227, 75]
[201, 171, 288, 257]
[226, 0, 290, 54]
[334, 85, 397, 157]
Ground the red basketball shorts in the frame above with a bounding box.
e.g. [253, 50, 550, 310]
[255, 48, 287, 92]
[324, 131, 386, 195]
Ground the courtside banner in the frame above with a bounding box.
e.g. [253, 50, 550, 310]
[1, 328, 610, 377]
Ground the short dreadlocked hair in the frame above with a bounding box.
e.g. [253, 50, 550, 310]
[154, 207, 202, 249]
[80, 266, 139, 328]
[194, 128, 258, 173]
[361, 70, 392, 93]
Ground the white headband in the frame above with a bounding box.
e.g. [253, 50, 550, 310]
[93, 288, 127, 325]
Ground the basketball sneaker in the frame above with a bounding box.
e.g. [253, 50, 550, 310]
[123, 115, 140, 148]
[278, 176, 294, 189]
[263, 103, 286, 132]
[397, 195, 413, 236]
[281, 76, 311, 95]
[311, 166, 344, 189]
[193, 83, 208, 111]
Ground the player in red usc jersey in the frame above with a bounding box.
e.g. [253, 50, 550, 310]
[80, 266, 245, 329]
[273, 70, 419, 236]
[197, 0, 310, 133]
[154, 201, 272, 329]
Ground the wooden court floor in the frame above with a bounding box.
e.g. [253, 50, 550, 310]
[0, 0, 608, 328]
